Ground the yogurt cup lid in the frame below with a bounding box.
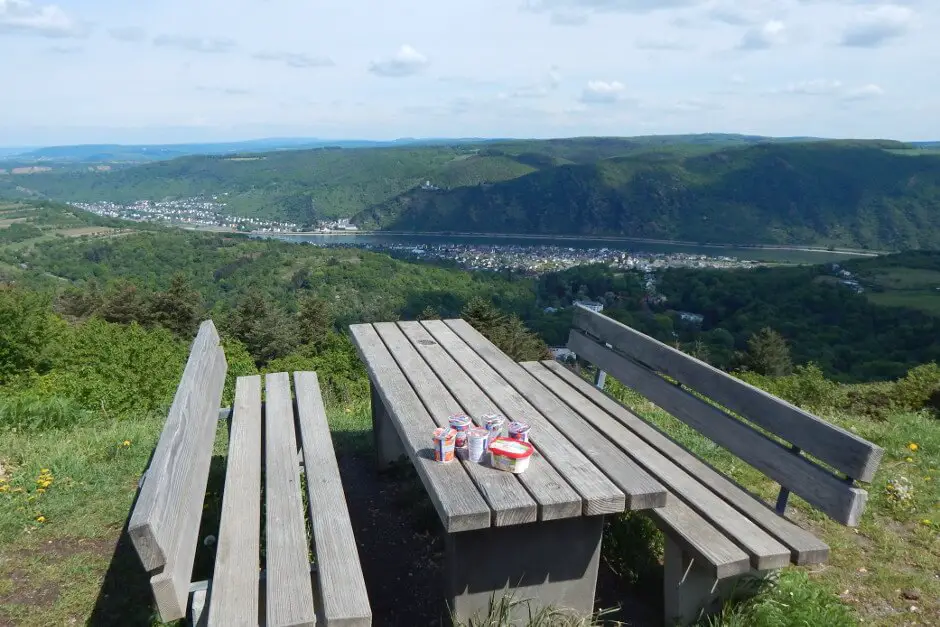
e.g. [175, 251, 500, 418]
[489, 437, 535, 459]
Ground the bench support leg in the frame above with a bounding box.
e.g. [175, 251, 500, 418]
[663, 536, 773, 626]
[445, 515, 604, 623]
[371, 381, 406, 471]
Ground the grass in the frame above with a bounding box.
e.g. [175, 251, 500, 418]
[858, 267, 940, 316]
[1, 364, 937, 626]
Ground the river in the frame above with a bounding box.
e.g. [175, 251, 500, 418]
[271, 232, 873, 264]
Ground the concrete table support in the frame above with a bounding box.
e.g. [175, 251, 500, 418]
[372, 382, 407, 471]
[445, 515, 605, 622]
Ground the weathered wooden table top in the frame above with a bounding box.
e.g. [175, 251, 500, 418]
[349, 318, 667, 532]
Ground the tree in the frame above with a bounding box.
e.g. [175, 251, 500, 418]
[227, 291, 299, 365]
[297, 295, 333, 347]
[462, 297, 506, 333]
[745, 327, 793, 377]
[149, 274, 202, 337]
[100, 282, 149, 326]
[0, 287, 59, 383]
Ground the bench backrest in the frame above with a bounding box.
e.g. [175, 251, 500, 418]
[568, 306, 883, 527]
[128, 320, 228, 620]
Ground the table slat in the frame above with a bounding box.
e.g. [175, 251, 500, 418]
[421, 320, 625, 516]
[398, 321, 582, 522]
[350, 324, 492, 532]
[375, 322, 537, 527]
[442, 319, 666, 512]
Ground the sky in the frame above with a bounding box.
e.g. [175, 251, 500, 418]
[1, 0, 938, 145]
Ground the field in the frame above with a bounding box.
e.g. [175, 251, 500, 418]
[0, 201, 131, 253]
[863, 268, 940, 316]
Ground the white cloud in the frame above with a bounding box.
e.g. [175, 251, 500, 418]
[842, 84, 885, 101]
[368, 44, 429, 77]
[551, 9, 589, 25]
[109, 26, 146, 43]
[253, 51, 334, 69]
[636, 36, 691, 50]
[524, 0, 705, 15]
[580, 80, 627, 104]
[841, 5, 913, 47]
[738, 20, 786, 50]
[730, 74, 746, 84]
[153, 34, 237, 54]
[783, 79, 844, 95]
[0, 0, 85, 38]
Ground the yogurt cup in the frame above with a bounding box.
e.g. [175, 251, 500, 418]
[489, 437, 535, 474]
[508, 420, 530, 443]
[432, 427, 457, 463]
[449, 414, 472, 448]
[482, 414, 506, 449]
[467, 427, 488, 463]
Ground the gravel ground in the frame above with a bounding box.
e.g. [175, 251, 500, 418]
[338, 450, 661, 627]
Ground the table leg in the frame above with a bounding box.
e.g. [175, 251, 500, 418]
[371, 381, 406, 471]
[445, 515, 604, 623]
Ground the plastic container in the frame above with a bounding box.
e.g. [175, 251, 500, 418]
[508, 420, 530, 443]
[483, 414, 506, 450]
[467, 427, 488, 463]
[449, 414, 472, 448]
[432, 427, 457, 463]
[489, 437, 535, 474]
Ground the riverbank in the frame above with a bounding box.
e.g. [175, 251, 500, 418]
[281, 229, 885, 257]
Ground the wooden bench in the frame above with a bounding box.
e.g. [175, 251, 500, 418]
[531, 305, 884, 625]
[128, 321, 371, 626]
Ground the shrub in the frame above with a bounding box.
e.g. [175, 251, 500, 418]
[603, 511, 663, 587]
[0, 392, 94, 432]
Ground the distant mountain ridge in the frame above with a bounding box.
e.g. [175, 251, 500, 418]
[3, 135, 940, 249]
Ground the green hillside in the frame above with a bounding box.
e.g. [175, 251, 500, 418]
[357, 143, 940, 250]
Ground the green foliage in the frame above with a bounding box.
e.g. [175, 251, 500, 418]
[603, 511, 663, 586]
[706, 571, 855, 627]
[148, 274, 202, 337]
[744, 328, 793, 377]
[0, 392, 94, 432]
[296, 295, 333, 347]
[0, 222, 42, 243]
[462, 297, 550, 361]
[0, 286, 60, 383]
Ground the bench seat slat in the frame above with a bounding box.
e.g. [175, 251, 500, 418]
[523, 361, 792, 571]
[569, 331, 869, 527]
[421, 319, 626, 517]
[573, 307, 883, 482]
[295, 372, 372, 627]
[207, 375, 262, 627]
[265, 373, 317, 627]
[349, 324, 492, 533]
[397, 321, 583, 522]
[541, 360, 830, 565]
[440, 320, 665, 512]
[374, 323, 538, 527]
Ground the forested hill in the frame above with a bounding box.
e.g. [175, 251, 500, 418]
[356, 143, 940, 250]
[4, 136, 940, 249]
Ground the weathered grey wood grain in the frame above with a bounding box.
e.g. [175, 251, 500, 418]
[572, 306, 883, 482]
[150, 347, 228, 621]
[349, 323, 491, 532]
[541, 360, 830, 565]
[523, 362, 790, 571]
[375, 322, 537, 527]
[295, 372, 371, 627]
[397, 321, 582, 522]
[441, 319, 665, 512]
[265, 373, 317, 627]
[130, 320, 225, 573]
[569, 331, 869, 527]
[421, 320, 625, 517]
[207, 375, 262, 627]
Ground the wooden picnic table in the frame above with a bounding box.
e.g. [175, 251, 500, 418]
[349, 319, 668, 620]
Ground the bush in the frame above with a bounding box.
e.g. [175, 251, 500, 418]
[0, 392, 94, 432]
[602, 511, 663, 587]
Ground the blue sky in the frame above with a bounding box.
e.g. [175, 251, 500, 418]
[1, 0, 938, 145]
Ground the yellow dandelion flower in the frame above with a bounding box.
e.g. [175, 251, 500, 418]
[122, 440, 131, 447]
[0, 485, 8, 493]
[908, 443, 919, 452]
[40, 468, 50, 473]
[922, 519, 933, 526]
[35, 515, 45, 523]
[906, 457, 914, 463]
[36, 488, 45, 494]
